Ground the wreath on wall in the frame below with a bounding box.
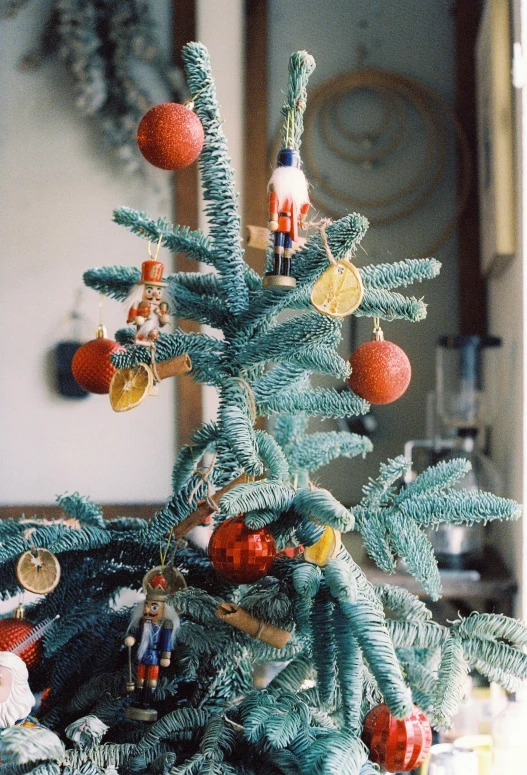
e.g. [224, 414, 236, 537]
[2, 0, 181, 172]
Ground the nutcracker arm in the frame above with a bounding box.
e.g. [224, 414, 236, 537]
[127, 305, 139, 324]
[160, 623, 173, 654]
[268, 191, 279, 231]
[158, 302, 170, 326]
[299, 201, 310, 228]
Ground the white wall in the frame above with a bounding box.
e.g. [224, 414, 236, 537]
[196, 0, 245, 427]
[0, 1, 176, 505]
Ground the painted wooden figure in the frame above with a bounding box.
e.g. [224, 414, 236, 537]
[127, 259, 170, 343]
[0, 652, 36, 729]
[263, 148, 310, 290]
[124, 569, 180, 722]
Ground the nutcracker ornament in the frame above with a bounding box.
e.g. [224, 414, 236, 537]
[263, 147, 310, 290]
[127, 243, 170, 344]
[124, 567, 184, 722]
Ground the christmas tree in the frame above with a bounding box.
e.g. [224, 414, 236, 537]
[1, 43, 526, 775]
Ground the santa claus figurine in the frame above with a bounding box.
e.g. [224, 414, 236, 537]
[124, 568, 182, 722]
[263, 147, 310, 290]
[127, 259, 170, 344]
[0, 652, 36, 729]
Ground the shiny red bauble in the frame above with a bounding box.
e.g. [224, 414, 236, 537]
[348, 339, 411, 404]
[208, 515, 277, 584]
[362, 703, 432, 772]
[0, 617, 42, 671]
[72, 336, 123, 394]
[137, 103, 205, 170]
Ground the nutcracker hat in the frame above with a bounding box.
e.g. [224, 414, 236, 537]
[142, 565, 187, 602]
[141, 259, 166, 287]
[277, 148, 301, 169]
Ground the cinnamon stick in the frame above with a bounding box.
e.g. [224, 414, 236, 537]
[172, 476, 245, 539]
[155, 354, 193, 380]
[216, 602, 291, 649]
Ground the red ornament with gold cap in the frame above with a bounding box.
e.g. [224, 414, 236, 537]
[0, 604, 60, 672]
[348, 318, 411, 405]
[71, 325, 123, 395]
[137, 102, 205, 170]
[208, 515, 277, 584]
[361, 703, 432, 772]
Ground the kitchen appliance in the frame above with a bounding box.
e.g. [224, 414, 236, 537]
[404, 335, 502, 569]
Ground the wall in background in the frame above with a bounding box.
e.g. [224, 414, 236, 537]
[487, 0, 525, 619]
[268, 0, 460, 505]
[0, 0, 176, 505]
[197, 0, 245, 427]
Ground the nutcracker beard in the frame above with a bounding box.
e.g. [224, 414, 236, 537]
[0, 652, 35, 728]
[137, 620, 157, 662]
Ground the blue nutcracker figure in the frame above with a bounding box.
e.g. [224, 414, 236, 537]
[263, 148, 310, 290]
[124, 567, 183, 722]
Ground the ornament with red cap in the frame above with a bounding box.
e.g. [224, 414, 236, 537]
[124, 565, 186, 722]
[72, 297, 123, 395]
[0, 604, 58, 673]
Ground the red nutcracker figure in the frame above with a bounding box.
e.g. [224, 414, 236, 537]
[263, 148, 310, 290]
[124, 568, 181, 722]
[127, 259, 170, 344]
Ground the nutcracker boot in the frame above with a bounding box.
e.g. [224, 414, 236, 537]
[126, 665, 158, 722]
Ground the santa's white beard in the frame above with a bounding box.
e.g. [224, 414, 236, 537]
[0, 687, 34, 727]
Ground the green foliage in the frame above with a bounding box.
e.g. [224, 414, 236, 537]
[355, 457, 521, 598]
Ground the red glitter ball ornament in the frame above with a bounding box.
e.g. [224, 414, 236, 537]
[137, 103, 205, 170]
[72, 328, 123, 395]
[209, 515, 277, 584]
[348, 339, 411, 405]
[0, 617, 42, 671]
[362, 703, 432, 772]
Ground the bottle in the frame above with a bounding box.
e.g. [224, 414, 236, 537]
[491, 693, 527, 773]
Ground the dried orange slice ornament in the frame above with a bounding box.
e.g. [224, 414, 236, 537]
[109, 363, 154, 412]
[303, 525, 341, 566]
[311, 259, 364, 318]
[16, 549, 61, 594]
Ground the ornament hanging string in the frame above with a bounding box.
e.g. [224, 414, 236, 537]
[184, 82, 213, 111]
[317, 219, 338, 267]
[230, 377, 257, 424]
[149, 344, 161, 383]
[188, 451, 219, 513]
[159, 528, 174, 570]
[148, 233, 163, 261]
[98, 295, 106, 334]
